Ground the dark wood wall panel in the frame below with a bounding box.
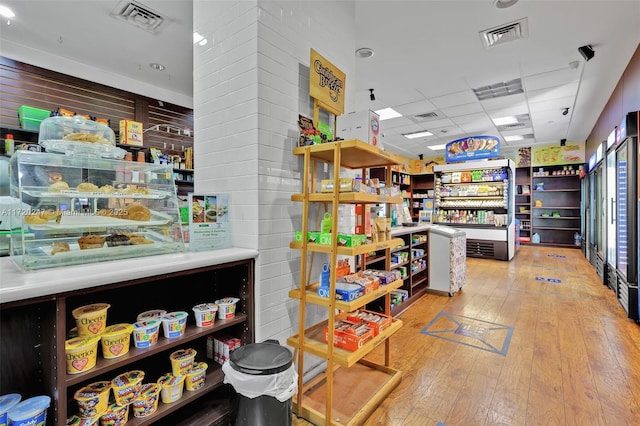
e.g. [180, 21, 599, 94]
[0, 56, 193, 150]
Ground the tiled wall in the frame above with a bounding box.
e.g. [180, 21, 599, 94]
[193, 0, 356, 350]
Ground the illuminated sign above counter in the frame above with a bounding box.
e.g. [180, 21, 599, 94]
[445, 136, 500, 163]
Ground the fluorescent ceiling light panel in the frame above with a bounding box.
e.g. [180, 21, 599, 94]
[504, 135, 524, 141]
[492, 116, 518, 126]
[193, 32, 207, 46]
[375, 108, 402, 121]
[428, 144, 446, 150]
[403, 131, 433, 139]
[0, 5, 15, 18]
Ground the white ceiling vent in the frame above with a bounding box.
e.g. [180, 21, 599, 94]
[413, 112, 442, 122]
[480, 18, 529, 49]
[112, 1, 165, 33]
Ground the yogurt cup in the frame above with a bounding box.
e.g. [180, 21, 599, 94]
[72, 303, 110, 337]
[6, 395, 50, 426]
[136, 309, 166, 322]
[0, 394, 21, 426]
[111, 370, 145, 406]
[100, 324, 133, 359]
[66, 413, 100, 425]
[131, 383, 161, 418]
[99, 403, 128, 426]
[214, 297, 239, 320]
[185, 362, 208, 391]
[169, 348, 197, 377]
[161, 311, 188, 338]
[65, 335, 102, 374]
[73, 381, 111, 418]
[157, 373, 185, 404]
[192, 303, 217, 327]
[132, 319, 160, 348]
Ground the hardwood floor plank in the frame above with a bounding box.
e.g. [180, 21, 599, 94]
[293, 246, 640, 426]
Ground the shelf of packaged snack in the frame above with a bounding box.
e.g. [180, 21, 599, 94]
[411, 275, 428, 288]
[125, 368, 225, 426]
[292, 139, 405, 169]
[365, 254, 386, 265]
[390, 244, 410, 253]
[390, 259, 410, 269]
[65, 313, 247, 386]
[439, 195, 505, 200]
[532, 189, 580, 192]
[286, 316, 402, 368]
[293, 359, 401, 426]
[291, 193, 402, 204]
[289, 238, 404, 256]
[288, 279, 403, 310]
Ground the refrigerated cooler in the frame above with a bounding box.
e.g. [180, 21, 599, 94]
[433, 159, 516, 261]
[428, 225, 466, 296]
[587, 142, 606, 282]
[605, 112, 638, 320]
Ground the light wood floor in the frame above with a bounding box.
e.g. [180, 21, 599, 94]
[293, 245, 640, 425]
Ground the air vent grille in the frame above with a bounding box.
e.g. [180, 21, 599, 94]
[480, 18, 529, 49]
[113, 1, 165, 33]
[473, 78, 523, 100]
[415, 112, 439, 119]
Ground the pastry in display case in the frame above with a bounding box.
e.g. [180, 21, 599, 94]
[9, 150, 185, 270]
[38, 116, 126, 159]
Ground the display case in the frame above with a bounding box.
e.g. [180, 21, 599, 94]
[433, 159, 516, 261]
[9, 150, 185, 270]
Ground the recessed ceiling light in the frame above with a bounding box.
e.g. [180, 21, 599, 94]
[428, 144, 446, 150]
[504, 135, 524, 142]
[492, 116, 518, 126]
[403, 131, 433, 139]
[355, 48, 375, 58]
[0, 5, 15, 18]
[375, 108, 402, 121]
[149, 63, 165, 71]
[493, 0, 518, 9]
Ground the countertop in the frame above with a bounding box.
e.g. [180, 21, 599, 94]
[390, 223, 432, 236]
[0, 247, 259, 304]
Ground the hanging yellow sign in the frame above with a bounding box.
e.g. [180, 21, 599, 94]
[309, 49, 345, 116]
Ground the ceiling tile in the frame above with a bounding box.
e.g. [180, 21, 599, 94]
[393, 100, 439, 116]
[480, 93, 527, 111]
[528, 96, 574, 113]
[440, 102, 484, 118]
[429, 90, 479, 109]
[526, 82, 579, 103]
[523, 67, 580, 91]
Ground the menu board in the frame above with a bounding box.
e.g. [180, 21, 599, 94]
[531, 141, 585, 166]
[188, 193, 231, 251]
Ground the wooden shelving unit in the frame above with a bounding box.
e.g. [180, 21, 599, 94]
[515, 166, 532, 244]
[289, 139, 404, 425]
[410, 174, 435, 220]
[530, 165, 583, 247]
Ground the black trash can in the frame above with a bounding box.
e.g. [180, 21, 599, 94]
[226, 340, 295, 426]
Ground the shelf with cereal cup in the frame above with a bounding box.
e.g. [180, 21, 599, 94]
[65, 312, 248, 386]
[289, 279, 403, 311]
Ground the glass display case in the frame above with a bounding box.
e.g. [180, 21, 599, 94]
[433, 159, 516, 261]
[9, 150, 185, 270]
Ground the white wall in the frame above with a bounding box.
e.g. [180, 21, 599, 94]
[193, 0, 357, 354]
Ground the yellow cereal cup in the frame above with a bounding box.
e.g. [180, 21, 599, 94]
[73, 381, 111, 419]
[66, 413, 100, 425]
[72, 303, 110, 337]
[65, 335, 101, 374]
[100, 324, 133, 359]
[111, 370, 145, 406]
[169, 348, 197, 377]
[131, 383, 161, 418]
[99, 403, 128, 426]
[185, 362, 208, 391]
[157, 373, 185, 404]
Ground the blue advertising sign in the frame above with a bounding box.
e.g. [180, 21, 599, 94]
[445, 136, 500, 163]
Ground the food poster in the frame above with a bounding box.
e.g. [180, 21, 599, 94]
[188, 193, 231, 251]
[501, 146, 531, 168]
[531, 141, 585, 166]
[445, 136, 500, 163]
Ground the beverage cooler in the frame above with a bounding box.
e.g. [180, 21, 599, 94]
[587, 143, 606, 283]
[433, 159, 516, 261]
[604, 111, 638, 320]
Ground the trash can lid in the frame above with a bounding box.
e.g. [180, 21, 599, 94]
[229, 340, 293, 375]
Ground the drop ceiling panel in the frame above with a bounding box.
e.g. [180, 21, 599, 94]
[394, 100, 439, 117]
[440, 102, 485, 118]
[528, 96, 575, 113]
[429, 90, 479, 109]
[526, 83, 579, 103]
[524, 67, 581, 91]
[479, 93, 527, 111]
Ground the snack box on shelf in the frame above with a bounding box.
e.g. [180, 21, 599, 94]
[346, 310, 393, 337]
[320, 178, 353, 193]
[361, 269, 401, 285]
[119, 120, 144, 146]
[318, 281, 364, 302]
[323, 318, 374, 351]
[340, 271, 380, 294]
